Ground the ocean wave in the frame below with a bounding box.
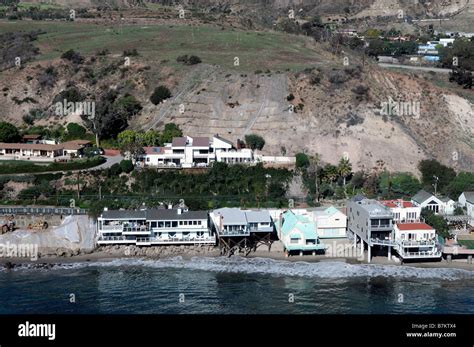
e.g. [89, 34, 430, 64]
[2, 256, 473, 280]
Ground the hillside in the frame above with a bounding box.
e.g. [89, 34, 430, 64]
[0, 7, 473, 174]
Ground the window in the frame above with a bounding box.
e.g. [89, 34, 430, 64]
[290, 238, 299, 244]
[179, 221, 183, 226]
[172, 221, 178, 227]
[165, 221, 171, 228]
[198, 221, 202, 225]
[158, 221, 164, 228]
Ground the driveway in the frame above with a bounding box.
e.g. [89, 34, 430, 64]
[378, 63, 452, 74]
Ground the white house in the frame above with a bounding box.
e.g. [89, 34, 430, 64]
[141, 135, 254, 168]
[458, 192, 474, 226]
[311, 206, 347, 238]
[380, 199, 421, 223]
[97, 205, 215, 246]
[411, 190, 454, 215]
[393, 222, 441, 260]
[209, 208, 273, 237]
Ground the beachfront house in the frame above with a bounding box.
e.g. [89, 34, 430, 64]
[411, 190, 454, 215]
[97, 206, 214, 246]
[209, 208, 274, 254]
[347, 196, 395, 263]
[380, 199, 421, 223]
[277, 210, 326, 256]
[458, 192, 474, 226]
[311, 206, 347, 238]
[393, 222, 441, 260]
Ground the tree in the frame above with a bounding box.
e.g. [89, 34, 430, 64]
[117, 130, 144, 162]
[119, 160, 134, 173]
[446, 172, 474, 198]
[378, 172, 421, 198]
[142, 129, 161, 147]
[0, 122, 21, 143]
[244, 134, 265, 151]
[66, 122, 87, 139]
[295, 153, 310, 169]
[418, 159, 456, 194]
[160, 123, 182, 144]
[150, 86, 171, 105]
[421, 208, 450, 239]
[337, 157, 352, 188]
[82, 91, 142, 143]
[60, 49, 84, 64]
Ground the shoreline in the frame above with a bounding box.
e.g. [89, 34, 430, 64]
[1, 246, 474, 272]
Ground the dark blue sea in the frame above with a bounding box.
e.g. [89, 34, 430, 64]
[0, 257, 473, 314]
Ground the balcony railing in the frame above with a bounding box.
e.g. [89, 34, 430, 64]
[219, 229, 250, 236]
[400, 240, 436, 247]
[399, 249, 441, 258]
[101, 225, 124, 231]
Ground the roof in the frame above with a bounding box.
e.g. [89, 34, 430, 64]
[212, 135, 233, 146]
[412, 190, 434, 204]
[192, 137, 210, 147]
[245, 210, 271, 223]
[281, 210, 318, 240]
[396, 222, 434, 231]
[102, 209, 147, 220]
[439, 196, 453, 203]
[172, 137, 187, 147]
[144, 146, 164, 155]
[312, 206, 344, 218]
[380, 200, 414, 208]
[146, 209, 207, 221]
[462, 192, 474, 204]
[0, 142, 60, 151]
[102, 208, 207, 220]
[214, 208, 247, 225]
[23, 134, 41, 139]
[61, 140, 91, 150]
[213, 208, 271, 225]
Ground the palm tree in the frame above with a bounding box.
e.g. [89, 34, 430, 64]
[337, 157, 352, 198]
[337, 157, 352, 187]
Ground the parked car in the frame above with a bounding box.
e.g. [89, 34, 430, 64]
[196, 162, 208, 168]
[168, 162, 177, 167]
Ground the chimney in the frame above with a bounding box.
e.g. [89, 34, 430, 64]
[103, 207, 108, 211]
[177, 208, 182, 215]
[168, 204, 173, 210]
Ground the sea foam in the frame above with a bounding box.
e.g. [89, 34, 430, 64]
[2, 256, 473, 281]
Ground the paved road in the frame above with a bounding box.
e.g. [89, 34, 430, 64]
[85, 155, 123, 171]
[378, 63, 452, 74]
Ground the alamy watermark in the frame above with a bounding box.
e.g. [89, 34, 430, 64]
[0, 242, 38, 261]
[380, 97, 420, 119]
[324, 241, 364, 260]
[55, 99, 95, 118]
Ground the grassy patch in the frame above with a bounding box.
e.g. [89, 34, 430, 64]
[0, 20, 324, 71]
[458, 239, 474, 249]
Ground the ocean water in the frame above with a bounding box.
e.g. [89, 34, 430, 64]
[0, 257, 473, 314]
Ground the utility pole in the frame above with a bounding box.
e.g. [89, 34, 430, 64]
[76, 171, 81, 200]
[433, 175, 439, 196]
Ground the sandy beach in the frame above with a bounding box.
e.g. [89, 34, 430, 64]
[1, 244, 473, 272]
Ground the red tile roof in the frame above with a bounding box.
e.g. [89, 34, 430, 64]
[396, 223, 433, 231]
[380, 200, 413, 208]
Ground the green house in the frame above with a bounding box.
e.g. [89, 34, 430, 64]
[278, 210, 326, 255]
